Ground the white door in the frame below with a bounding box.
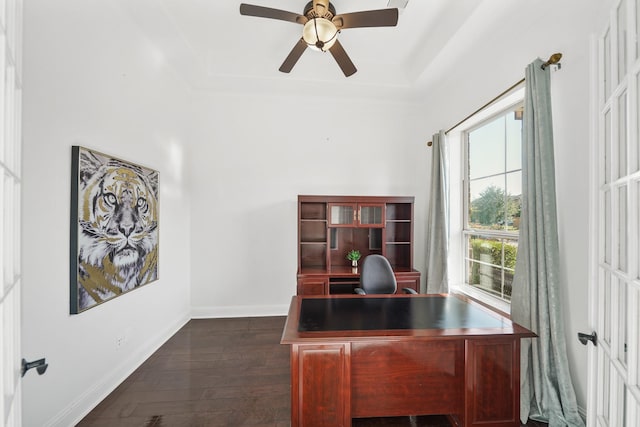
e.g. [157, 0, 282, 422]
[590, 0, 640, 425]
[0, 0, 23, 425]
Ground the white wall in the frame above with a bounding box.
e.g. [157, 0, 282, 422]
[21, 1, 192, 425]
[187, 93, 430, 316]
[551, 44, 593, 414]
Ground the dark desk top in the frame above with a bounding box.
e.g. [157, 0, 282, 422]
[298, 295, 504, 332]
[281, 294, 536, 344]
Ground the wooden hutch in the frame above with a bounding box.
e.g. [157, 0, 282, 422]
[297, 195, 421, 295]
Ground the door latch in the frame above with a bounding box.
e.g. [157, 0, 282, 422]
[577, 331, 597, 347]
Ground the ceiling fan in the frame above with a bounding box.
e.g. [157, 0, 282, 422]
[239, 0, 399, 77]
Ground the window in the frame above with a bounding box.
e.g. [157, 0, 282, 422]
[462, 101, 523, 302]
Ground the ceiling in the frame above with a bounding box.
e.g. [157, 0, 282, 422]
[117, 0, 486, 93]
[115, 0, 588, 98]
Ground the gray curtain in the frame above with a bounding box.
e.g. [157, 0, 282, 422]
[425, 130, 448, 294]
[511, 59, 584, 427]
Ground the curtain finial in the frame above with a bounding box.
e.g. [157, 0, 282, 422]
[541, 53, 562, 70]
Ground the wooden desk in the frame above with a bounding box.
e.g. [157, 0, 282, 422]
[281, 294, 536, 427]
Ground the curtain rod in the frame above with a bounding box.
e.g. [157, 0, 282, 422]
[427, 53, 562, 147]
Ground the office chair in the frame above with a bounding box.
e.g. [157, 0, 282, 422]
[354, 254, 418, 295]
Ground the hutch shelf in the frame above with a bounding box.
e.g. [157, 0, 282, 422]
[297, 195, 421, 295]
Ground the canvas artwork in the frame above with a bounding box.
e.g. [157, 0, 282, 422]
[70, 146, 159, 314]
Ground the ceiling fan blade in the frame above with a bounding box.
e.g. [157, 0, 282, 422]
[240, 4, 307, 25]
[279, 39, 308, 73]
[329, 40, 357, 77]
[332, 8, 399, 29]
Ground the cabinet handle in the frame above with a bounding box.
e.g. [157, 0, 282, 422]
[354, 209, 358, 222]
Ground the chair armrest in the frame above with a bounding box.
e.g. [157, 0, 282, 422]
[354, 288, 366, 295]
[402, 288, 418, 294]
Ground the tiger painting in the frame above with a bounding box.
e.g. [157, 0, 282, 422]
[71, 146, 159, 313]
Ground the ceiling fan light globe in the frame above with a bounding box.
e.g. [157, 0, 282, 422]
[302, 18, 338, 52]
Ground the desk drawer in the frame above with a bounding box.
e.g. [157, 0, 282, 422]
[297, 278, 328, 295]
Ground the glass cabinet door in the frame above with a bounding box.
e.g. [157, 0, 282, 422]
[329, 203, 357, 226]
[359, 204, 384, 227]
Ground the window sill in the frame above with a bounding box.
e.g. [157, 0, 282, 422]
[449, 283, 511, 318]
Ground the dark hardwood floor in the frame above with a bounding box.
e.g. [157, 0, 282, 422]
[78, 317, 548, 427]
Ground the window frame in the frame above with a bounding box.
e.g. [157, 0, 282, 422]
[449, 86, 525, 314]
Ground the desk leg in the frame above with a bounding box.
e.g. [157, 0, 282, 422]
[291, 343, 351, 427]
[464, 338, 521, 427]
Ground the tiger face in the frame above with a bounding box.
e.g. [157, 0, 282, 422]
[76, 149, 159, 311]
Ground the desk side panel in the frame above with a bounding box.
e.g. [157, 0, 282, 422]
[291, 344, 351, 427]
[351, 340, 463, 418]
[465, 338, 520, 427]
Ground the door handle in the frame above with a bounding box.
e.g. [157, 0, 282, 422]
[21, 358, 48, 377]
[577, 331, 597, 346]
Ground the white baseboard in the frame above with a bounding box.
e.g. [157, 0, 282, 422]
[45, 311, 191, 427]
[191, 304, 289, 319]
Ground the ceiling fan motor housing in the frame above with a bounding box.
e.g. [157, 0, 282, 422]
[303, 0, 336, 19]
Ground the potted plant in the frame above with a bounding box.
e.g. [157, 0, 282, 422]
[346, 250, 361, 267]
